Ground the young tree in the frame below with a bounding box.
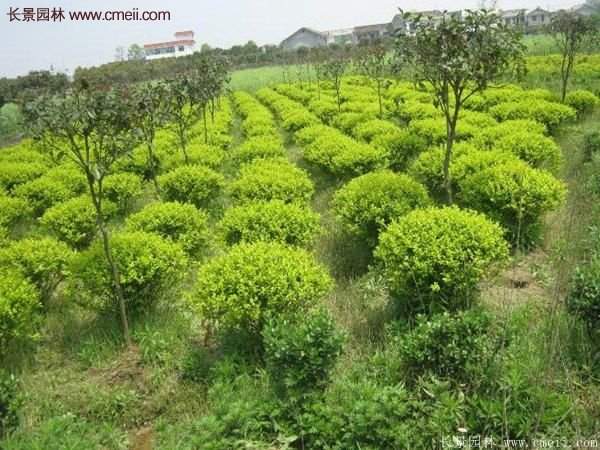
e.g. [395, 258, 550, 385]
[25, 87, 138, 345]
[394, 9, 524, 203]
[322, 55, 349, 111]
[355, 42, 391, 117]
[549, 11, 597, 102]
[130, 81, 170, 195]
[127, 44, 146, 61]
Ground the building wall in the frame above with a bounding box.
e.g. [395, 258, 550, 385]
[281, 30, 326, 50]
[145, 44, 195, 60]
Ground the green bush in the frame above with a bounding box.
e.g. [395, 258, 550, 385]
[125, 201, 209, 256]
[583, 131, 600, 161]
[0, 370, 20, 437]
[282, 109, 319, 132]
[42, 164, 87, 194]
[332, 170, 430, 247]
[496, 131, 562, 170]
[472, 119, 547, 149]
[294, 124, 338, 146]
[564, 89, 599, 116]
[229, 158, 314, 204]
[458, 161, 567, 248]
[353, 119, 399, 143]
[158, 165, 224, 210]
[0, 196, 31, 229]
[375, 207, 509, 312]
[193, 242, 332, 335]
[69, 231, 187, 316]
[489, 100, 576, 132]
[397, 310, 495, 383]
[103, 172, 143, 214]
[371, 130, 428, 170]
[41, 195, 116, 249]
[160, 143, 225, 172]
[567, 257, 600, 336]
[0, 269, 40, 353]
[218, 200, 320, 247]
[408, 118, 477, 145]
[232, 135, 285, 164]
[452, 149, 521, 185]
[408, 143, 475, 199]
[305, 134, 387, 178]
[263, 309, 344, 398]
[0, 237, 73, 306]
[12, 177, 74, 217]
[0, 162, 46, 192]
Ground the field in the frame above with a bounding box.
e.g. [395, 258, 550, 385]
[2, 47, 600, 449]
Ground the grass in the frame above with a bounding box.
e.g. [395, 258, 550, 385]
[230, 65, 299, 92]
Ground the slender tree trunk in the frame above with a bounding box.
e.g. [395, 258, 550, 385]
[377, 80, 383, 118]
[203, 106, 208, 145]
[147, 142, 161, 197]
[443, 108, 459, 205]
[87, 176, 131, 346]
[178, 126, 189, 164]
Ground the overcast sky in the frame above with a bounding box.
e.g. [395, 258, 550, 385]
[0, 0, 579, 78]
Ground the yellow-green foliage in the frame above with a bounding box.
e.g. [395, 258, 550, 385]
[125, 201, 209, 256]
[0, 237, 73, 305]
[332, 170, 430, 246]
[69, 231, 187, 316]
[353, 119, 400, 143]
[103, 172, 143, 214]
[0, 269, 41, 353]
[304, 133, 388, 178]
[294, 125, 339, 146]
[218, 200, 321, 247]
[193, 241, 332, 333]
[472, 119, 547, 149]
[489, 100, 576, 132]
[496, 131, 562, 170]
[375, 207, 509, 311]
[161, 142, 225, 172]
[40, 195, 116, 249]
[229, 158, 314, 204]
[408, 118, 477, 145]
[158, 165, 224, 210]
[0, 195, 31, 229]
[232, 135, 285, 164]
[0, 162, 46, 192]
[459, 161, 567, 247]
[564, 90, 599, 116]
[371, 130, 428, 170]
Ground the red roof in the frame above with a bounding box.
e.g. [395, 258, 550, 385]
[144, 39, 195, 49]
[175, 30, 194, 37]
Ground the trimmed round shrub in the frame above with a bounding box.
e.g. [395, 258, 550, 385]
[125, 201, 209, 256]
[0, 162, 46, 192]
[0, 196, 31, 229]
[0, 237, 73, 306]
[263, 309, 344, 397]
[375, 207, 509, 312]
[160, 143, 225, 172]
[41, 195, 116, 249]
[158, 165, 224, 210]
[489, 100, 576, 132]
[294, 125, 338, 146]
[567, 257, 600, 336]
[232, 135, 285, 164]
[353, 119, 400, 143]
[583, 131, 600, 161]
[564, 90, 598, 116]
[193, 242, 332, 334]
[218, 200, 320, 247]
[408, 118, 477, 145]
[371, 130, 427, 171]
[309, 98, 339, 124]
[0, 269, 40, 353]
[452, 149, 521, 185]
[496, 131, 562, 170]
[458, 161, 567, 248]
[332, 170, 430, 247]
[13, 177, 73, 217]
[408, 142, 476, 199]
[282, 109, 320, 132]
[229, 158, 314, 204]
[42, 164, 87, 194]
[472, 119, 547, 150]
[332, 112, 371, 134]
[398, 310, 495, 383]
[69, 231, 187, 316]
[103, 172, 143, 214]
[305, 134, 387, 178]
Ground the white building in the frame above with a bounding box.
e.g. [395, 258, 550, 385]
[144, 31, 196, 60]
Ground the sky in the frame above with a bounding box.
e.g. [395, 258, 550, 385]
[0, 0, 581, 78]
